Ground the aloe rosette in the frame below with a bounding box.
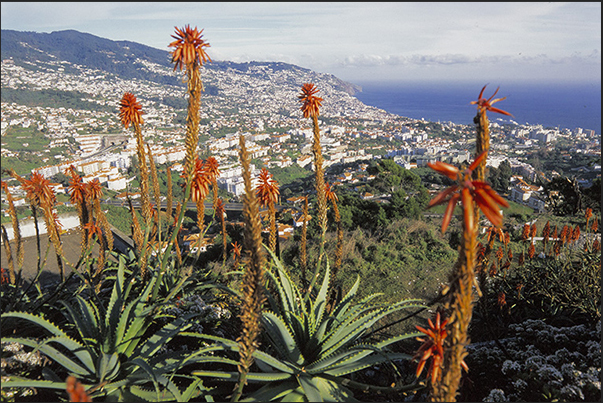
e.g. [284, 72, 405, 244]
[1, 256, 214, 401]
[191, 249, 425, 401]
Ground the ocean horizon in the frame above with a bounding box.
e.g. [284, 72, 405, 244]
[353, 80, 601, 134]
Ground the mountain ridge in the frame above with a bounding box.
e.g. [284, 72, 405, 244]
[1, 29, 362, 96]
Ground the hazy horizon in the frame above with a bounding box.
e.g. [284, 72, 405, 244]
[1, 2, 600, 85]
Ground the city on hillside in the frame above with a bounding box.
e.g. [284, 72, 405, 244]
[1, 54, 601, 243]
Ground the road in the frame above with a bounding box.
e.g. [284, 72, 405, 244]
[101, 199, 292, 213]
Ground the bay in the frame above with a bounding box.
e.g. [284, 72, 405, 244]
[353, 80, 601, 134]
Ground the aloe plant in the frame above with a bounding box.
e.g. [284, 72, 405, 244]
[1, 255, 216, 402]
[191, 249, 425, 401]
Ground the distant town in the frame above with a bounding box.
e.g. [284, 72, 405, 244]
[1, 55, 600, 223]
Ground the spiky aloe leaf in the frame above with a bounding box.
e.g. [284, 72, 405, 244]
[2, 336, 91, 377]
[127, 384, 178, 402]
[3, 311, 67, 339]
[311, 262, 331, 336]
[330, 275, 360, 321]
[241, 379, 300, 402]
[185, 333, 299, 375]
[313, 376, 358, 402]
[325, 352, 412, 377]
[177, 377, 207, 402]
[297, 373, 323, 402]
[312, 331, 420, 376]
[113, 297, 139, 354]
[127, 356, 161, 400]
[138, 315, 193, 358]
[319, 299, 424, 359]
[60, 296, 100, 352]
[96, 352, 121, 383]
[2, 312, 96, 374]
[104, 255, 127, 349]
[1, 378, 87, 391]
[262, 311, 303, 365]
[280, 310, 308, 357]
[192, 370, 291, 382]
[279, 386, 306, 402]
[268, 254, 304, 318]
[119, 276, 158, 357]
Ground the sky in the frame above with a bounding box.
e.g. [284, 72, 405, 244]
[1, 2, 601, 85]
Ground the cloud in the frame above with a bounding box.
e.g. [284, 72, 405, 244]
[337, 52, 600, 69]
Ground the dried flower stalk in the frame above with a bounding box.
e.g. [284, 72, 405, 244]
[232, 134, 266, 401]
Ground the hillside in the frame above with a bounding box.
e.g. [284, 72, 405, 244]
[1, 29, 369, 119]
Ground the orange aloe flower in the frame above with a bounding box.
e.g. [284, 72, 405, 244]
[255, 168, 280, 207]
[495, 246, 504, 263]
[0, 267, 9, 285]
[471, 85, 513, 117]
[66, 166, 87, 203]
[205, 156, 221, 206]
[427, 151, 509, 233]
[21, 171, 55, 208]
[119, 92, 144, 129]
[231, 241, 242, 260]
[325, 181, 338, 203]
[585, 208, 593, 225]
[65, 376, 91, 402]
[571, 224, 580, 243]
[85, 179, 103, 201]
[298, 83, 323, 118]
[205, 156, 220, 183]
[498, 292, 507, 308]
[521, 223, 530, 241]
[591, 218, 598, 233]
[560, 225, 570, 244]
[528, 242, 536, 259]
[530, 223, 537, 240]
[169, 25, 211, 71]
[553, 240, 562, 256]
[542, 221, 551, 242]
[414, 312, 467, 386]
[185, 158, 211, 203]
[82, 221, 103, 240]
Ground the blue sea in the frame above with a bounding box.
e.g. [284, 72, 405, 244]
[353, 81, 601, 134]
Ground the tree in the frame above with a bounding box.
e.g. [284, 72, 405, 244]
[487, 160, 512, 194]
[545, 176, 583, 216]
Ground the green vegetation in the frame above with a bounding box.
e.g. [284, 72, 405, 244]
[2, 27, 600, 403]
[1, 88, 112, 112]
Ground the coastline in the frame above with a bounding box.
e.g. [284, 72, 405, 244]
[353, 80, 601, 133]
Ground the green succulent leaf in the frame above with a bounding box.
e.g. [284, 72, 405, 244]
[2, 336, 91, 377]
[312, 262, 331, 336]
[241, 379, 300, 402]
[1, 378, 85, 391]
[297, 373, 323, 402]
[262, 311, 304, 365]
